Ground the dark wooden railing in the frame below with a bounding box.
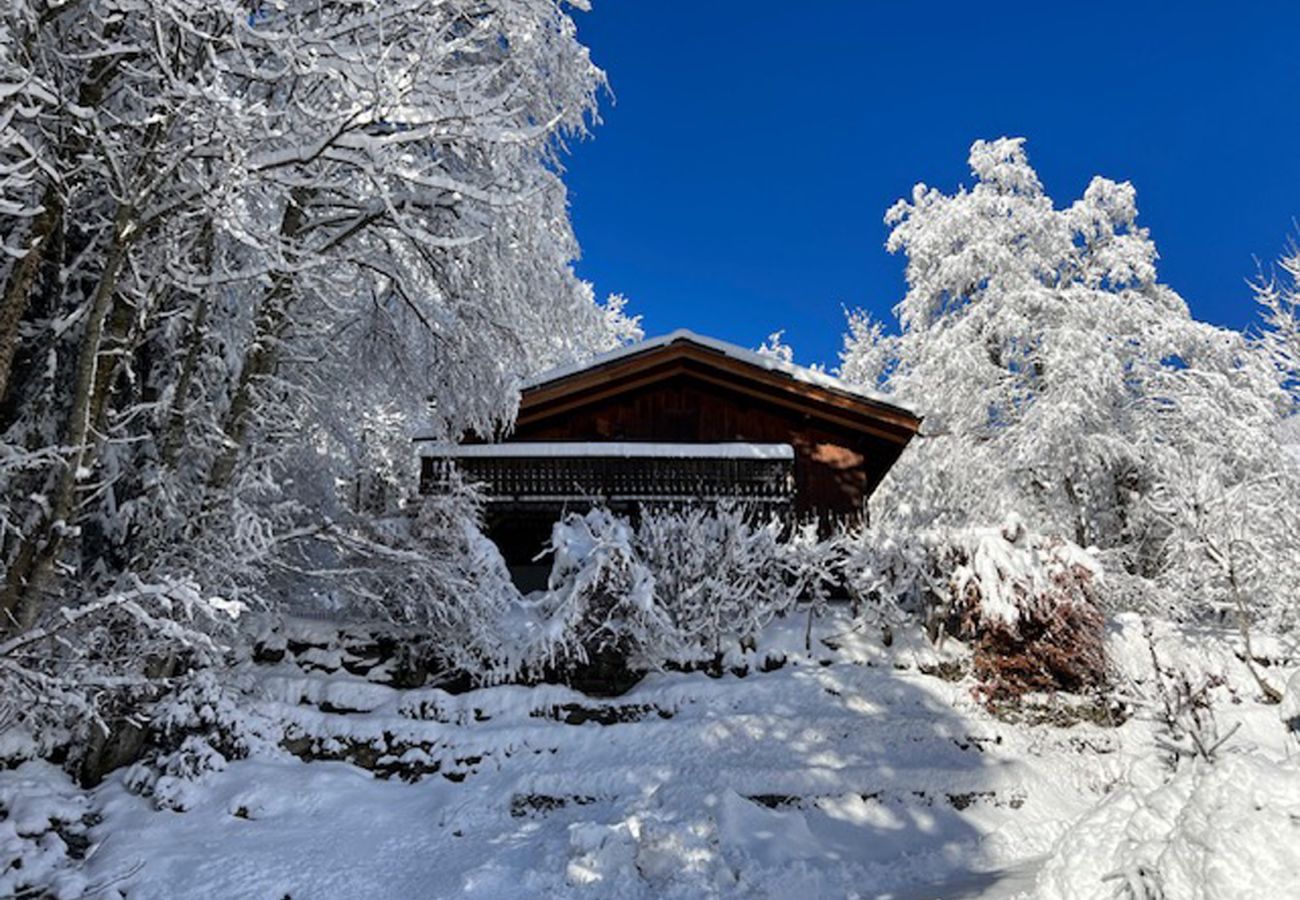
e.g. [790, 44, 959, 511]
[421, 451, 794, 510]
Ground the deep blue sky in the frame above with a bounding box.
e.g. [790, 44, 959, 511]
[564, 2, 1300, 369]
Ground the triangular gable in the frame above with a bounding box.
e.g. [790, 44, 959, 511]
[518, 330, 921, 445]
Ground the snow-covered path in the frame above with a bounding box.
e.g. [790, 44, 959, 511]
[76, 622, 1130, 899]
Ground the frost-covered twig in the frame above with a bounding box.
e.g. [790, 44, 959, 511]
[1142, 620, 1238, 766]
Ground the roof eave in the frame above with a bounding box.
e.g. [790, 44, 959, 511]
[522, 335, 920, 436]
[522, 331, 921, 430]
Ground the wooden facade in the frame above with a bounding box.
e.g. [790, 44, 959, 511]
[418, 331, 920, 577]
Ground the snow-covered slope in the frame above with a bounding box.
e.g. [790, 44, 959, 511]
[4, 613, 1296, 900]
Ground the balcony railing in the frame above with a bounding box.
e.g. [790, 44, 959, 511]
[419, 442, 795, 509]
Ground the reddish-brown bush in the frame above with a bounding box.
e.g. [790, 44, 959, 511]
[938, 520, 1109, 704]
[969, 593, 1107, 703]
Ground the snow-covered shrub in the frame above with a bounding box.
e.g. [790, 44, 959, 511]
[122, 670, 284, 812]
[955, 518, 1106, 702]
[1145, 456, 1300, 688]
[124, 736, 231, 814]
[851, 515, 1106, 701]
[778, 522, 850, 650]
[265, 479, 526, 685]
[523, 509, 668, 678]
[633, 505, 795, 661]
[843, 519, 939, 635]
[0, 578, 241, 777]
[1036, 753, 1300, 900]
[0, 762, 96, 900]
[1140, 622, 1241, 766]
[357, 489, 522, 680]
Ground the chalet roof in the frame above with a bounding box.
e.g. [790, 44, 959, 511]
[524, 329, 886, 402]
[517, 329, 921, 443]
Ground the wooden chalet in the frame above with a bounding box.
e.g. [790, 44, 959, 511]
[417, 330, 920, 584]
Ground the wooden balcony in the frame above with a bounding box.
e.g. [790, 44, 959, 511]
[418, 442, 795, 512]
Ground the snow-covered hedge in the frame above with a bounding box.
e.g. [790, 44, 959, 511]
[390, 505, 1107, 700]
[431, 506, 850, 684]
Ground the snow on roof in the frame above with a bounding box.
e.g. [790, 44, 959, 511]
[417, 441, 795, 460]
[520, 329, 899, 408]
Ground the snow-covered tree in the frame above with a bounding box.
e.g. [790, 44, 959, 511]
[755, 330, 795, 364]
[841, 138, 1300, 625]
[0, 0, 632, 763]
[1256, 240, 1300, 391]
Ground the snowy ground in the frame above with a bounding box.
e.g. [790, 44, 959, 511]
[4, 613, 1297, 899]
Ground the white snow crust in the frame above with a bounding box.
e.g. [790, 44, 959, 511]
[417, 441, 796, 460]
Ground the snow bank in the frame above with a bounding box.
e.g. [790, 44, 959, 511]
[1036, 753, 1300, 900]
[11, 607, 1296, 899]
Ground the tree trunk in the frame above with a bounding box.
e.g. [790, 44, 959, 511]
[0, 191, 63, 408]
[1062, 475, 1090, 548]
[160, 294, 210, 468]
[87, 280, 141, 436]
[156, 224, 216, 468]
[207, 190, 309, 491]
[0, 18, 127, 408]
[0, 203, 134, 634]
